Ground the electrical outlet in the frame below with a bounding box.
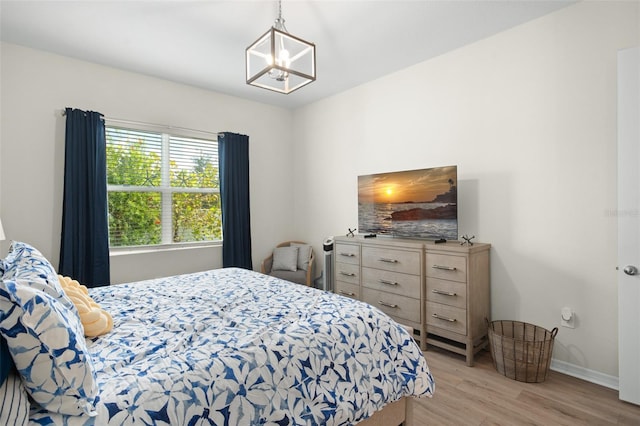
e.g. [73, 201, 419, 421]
[561, 317, 575, 328]
[561, 307, 575, 328]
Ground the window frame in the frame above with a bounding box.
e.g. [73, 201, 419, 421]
[105, 121, 222, 252]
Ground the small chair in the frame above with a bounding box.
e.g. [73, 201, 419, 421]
[261, 241, 315, 286]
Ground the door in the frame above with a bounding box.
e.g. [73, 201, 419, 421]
[618, 46, 640, 405]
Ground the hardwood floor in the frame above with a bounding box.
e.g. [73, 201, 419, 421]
[412, 347, 640, 425]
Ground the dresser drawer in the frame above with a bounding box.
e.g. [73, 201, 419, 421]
[363, 246, 421, 275]
[362, 288, 421, 323]
[334, 281, 360, 300]
[426, 278, 466, 309]
[335, 262, 359, 285]
[362, 267, 421, 299]
[426, 301, 467, 335]
[335, 243, 360, 265]
[426, 253, 467, 283]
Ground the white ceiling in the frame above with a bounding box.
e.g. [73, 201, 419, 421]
[0, 0, 574, 109]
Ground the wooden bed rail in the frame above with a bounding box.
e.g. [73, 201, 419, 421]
[357, 397, 415, 426]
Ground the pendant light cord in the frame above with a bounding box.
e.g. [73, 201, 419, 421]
[274, 0, 288, 33]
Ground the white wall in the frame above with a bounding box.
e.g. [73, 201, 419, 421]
[0, 42, 293, 283]
[292, 1, 639, 379]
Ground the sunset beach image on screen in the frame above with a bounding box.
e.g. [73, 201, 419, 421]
[357, 165, 457, 240]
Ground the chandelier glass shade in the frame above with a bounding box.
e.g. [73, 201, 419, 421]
[246, 2, 316, 94]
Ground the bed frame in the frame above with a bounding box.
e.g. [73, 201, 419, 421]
[357, 397, 414, 426]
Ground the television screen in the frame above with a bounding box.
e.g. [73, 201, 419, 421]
[358, 165, 458, 240]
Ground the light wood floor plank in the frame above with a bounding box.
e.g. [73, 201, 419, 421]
[411, 347, 640, 425]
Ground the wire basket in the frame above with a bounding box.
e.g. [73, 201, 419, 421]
[487, 320, 558, 383]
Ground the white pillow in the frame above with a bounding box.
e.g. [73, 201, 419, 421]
[0, 370, 29, 426]
[0, 279, 98, 416]
[290, 243, 312, 271]
[272, 246, 299, 272]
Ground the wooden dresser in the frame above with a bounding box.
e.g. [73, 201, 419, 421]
[333, 235, 490, 366]
[334, 240, 361, 300]
[424, 241, 491, 366]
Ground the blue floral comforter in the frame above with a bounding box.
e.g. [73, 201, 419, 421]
[30, 267, 434, 425]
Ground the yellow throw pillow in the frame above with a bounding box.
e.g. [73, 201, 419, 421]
[58, 275, 113, 337]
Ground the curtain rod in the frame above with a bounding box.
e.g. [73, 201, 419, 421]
[60, 109, 221, 137]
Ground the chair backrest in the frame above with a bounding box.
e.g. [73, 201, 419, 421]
[276, 240, 307, 248]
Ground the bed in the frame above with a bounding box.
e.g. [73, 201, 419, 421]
[0, 242, 434, 425]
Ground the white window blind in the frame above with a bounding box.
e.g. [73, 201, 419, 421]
[106, 126, 221, 248]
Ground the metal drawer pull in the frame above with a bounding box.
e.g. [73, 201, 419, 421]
[378, 301, 398, 308]
[432, 264, 457, 271]
[432, 313, 457, 322]
[339, 290, 355, 296]
[432, 289, 457, 296]
[379, 279, 398, 286]
[340, 272, 356, 277]
[379, 258, 399, 263]
[339, 252, 356, 257]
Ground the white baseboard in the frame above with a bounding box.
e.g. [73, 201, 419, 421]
[550, 359, 619, 390]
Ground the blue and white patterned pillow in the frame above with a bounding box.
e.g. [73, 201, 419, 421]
[1, 241, 77, 315]
[0, 369, 29, 425]
[0, 278, 98, 416]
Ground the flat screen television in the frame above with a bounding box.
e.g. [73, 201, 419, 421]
[358, 165, 458, 240]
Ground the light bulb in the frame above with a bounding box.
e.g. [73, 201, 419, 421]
[278, 49, 290, 68]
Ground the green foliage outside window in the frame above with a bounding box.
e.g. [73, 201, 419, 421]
[108, 191, 162, 246]
[106, 134, 222, 247]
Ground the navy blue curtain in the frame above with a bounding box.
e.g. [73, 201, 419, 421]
[59, 108, 110, 287]
[218, 132, 253, 269]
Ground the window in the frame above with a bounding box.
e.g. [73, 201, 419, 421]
[105, 125, 222, 248]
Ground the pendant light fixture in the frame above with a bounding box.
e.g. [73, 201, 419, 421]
[246, 0, 316, 94]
